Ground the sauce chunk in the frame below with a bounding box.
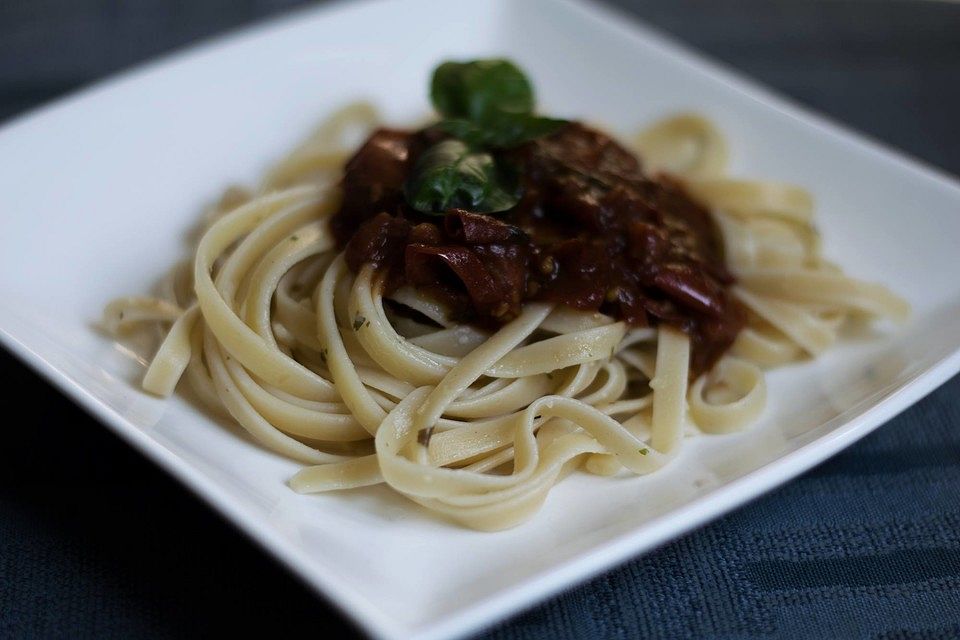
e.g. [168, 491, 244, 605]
[332, 122, 743, 375]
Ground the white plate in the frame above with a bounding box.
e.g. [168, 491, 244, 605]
[2, 0, 960, 638]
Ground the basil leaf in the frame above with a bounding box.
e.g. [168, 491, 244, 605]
[438, 114, 567, 148]
[431, 59, 534, 121]
[404, 140, 521, 215]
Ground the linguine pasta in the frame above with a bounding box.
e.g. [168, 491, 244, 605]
[104, 104, 908, 531]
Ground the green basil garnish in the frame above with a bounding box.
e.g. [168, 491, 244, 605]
[438, 113, 567, 149]
[431, 59, 534, 121]
[405, 58, 565, 215]
[430, 59, 567, 149]
[404, 139, 520, 215]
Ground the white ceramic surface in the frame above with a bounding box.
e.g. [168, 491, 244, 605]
[2, 1, 960, 638]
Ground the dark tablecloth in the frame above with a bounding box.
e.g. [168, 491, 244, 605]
[2, 2, 959, 638]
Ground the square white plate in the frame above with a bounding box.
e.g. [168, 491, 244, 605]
[2, 0, 960, 638]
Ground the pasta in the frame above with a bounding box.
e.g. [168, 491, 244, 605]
[105, 81, 907, 531]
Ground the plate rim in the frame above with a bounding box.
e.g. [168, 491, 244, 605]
[2, 0, 960, 639]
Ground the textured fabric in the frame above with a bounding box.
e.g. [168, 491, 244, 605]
[1, 2, 959, 639]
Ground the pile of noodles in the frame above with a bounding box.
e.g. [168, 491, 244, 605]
[104, 104, 908, 530]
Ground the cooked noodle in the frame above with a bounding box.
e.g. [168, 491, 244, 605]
[104, 104, 908, 530]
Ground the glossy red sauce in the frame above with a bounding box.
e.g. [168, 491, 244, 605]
[330, 122, 744, 375]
